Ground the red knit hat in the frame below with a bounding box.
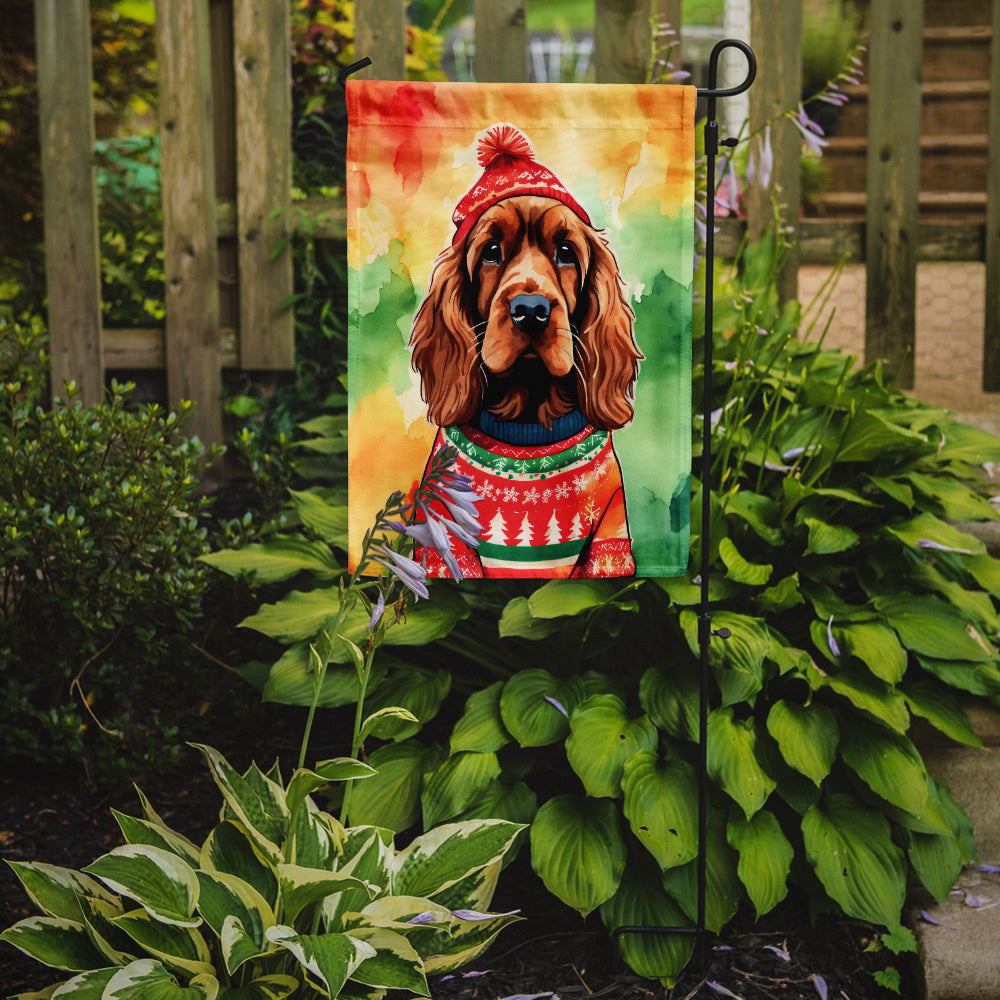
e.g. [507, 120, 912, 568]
[451, 124, 592, 244]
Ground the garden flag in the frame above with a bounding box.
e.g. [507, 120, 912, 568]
[347, 80, 695, 578]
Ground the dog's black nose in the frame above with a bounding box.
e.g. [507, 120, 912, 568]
[509, 294, 550, 335]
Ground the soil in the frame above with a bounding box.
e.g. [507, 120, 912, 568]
[0, 740, 914, 1000]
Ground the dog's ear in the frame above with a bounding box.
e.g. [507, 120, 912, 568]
[409, 242, 484, 427]
[574, 231, 643, 430]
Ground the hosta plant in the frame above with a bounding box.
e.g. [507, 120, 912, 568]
[1, 743, 523, 999]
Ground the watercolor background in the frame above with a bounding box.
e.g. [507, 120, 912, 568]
[346, 80, 696, 577]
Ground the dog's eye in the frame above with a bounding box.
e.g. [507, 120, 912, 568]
[555, 243, 578, 267]
[479, 240, 503, 266]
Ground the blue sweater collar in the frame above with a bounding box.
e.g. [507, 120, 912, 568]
[475, 408, 589, 446]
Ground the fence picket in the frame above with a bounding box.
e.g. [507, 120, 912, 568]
[474, 0, 527, 83]
[983, 0, 1000, 389]
[34, 0, 103, 405]
[157, 0, 222, 445]
[864, 0, 924, 389]
[355, 0, 407, 80]
[233, 0, 294, 369]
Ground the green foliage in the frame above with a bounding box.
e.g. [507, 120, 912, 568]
[1, 744, 524, 998]
[0, 317, 220, 783]
[235, 233, 994, 985]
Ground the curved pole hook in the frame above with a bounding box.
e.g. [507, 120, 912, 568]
[697, 38, 756, 99]
[337, 57, 373, 90]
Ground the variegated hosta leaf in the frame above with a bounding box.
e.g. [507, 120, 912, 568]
[802, 793, 906, 926]
[102, 958, 218, 999]
[599, 854, 694, 987]
[4, 861, 118, 922]
[288, 802, 343, 870]
[450, 681, 511, 754]
[265, 926, 375, 998]
[838, 718, 929, 817]
[214, 974, 299, 1000]
[529, 795, 626, 917]
[112, 811, 202, 868]
[421, 751, 502, 829]
[46, 966, 118, 997]
[195, 871, 274, 974]
[765, 700, 838, 786]
[566, 695, 658, 799]
[621, 751, 699, 871]
[344, 926, 429, 995]
[661, 811, 742, 934]
[285, 760, 375, 823]
[77, 894, 136, 966]
[421, 859, 501, 916]
[83, 846, 200, 928]
[190, 745, 287, 863]
[276, 864, 375, 925]
[421, 906, 523, 975]
[110, 908, 214, 978]
[706, 707, 776, 819]
[726, 810, 793, 917]
[323, 829, 393, 931]
[0, 916, 107, 971]
[499, 669, 585, 747]
[200, 822, 278, 910]
[391, 820, 524, 901]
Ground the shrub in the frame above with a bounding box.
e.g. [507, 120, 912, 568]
[1, 743, 524, 997]
[212, 233, 1000, 985]
[0, 317, 220, 783]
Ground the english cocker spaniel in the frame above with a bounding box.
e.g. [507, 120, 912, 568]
[409, 126, 641, 579]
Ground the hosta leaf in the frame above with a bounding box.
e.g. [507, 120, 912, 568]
[727, 811, 793, 918]
[497, 596, 564, 639]
[0, 917, 107, 971]
[285, 759, 376, 822]
[111, 909, 214, 978]
[199, 822, 278, 910]
[803, 517, 859, 556]
[874, 594, 995, 662]
[499, 670, 585, 747]
[756, 573, 804, 614]
[261, 643, 385, 709]
[835, 410, 927, 463]
[215, 975, 299, 1000]
[393, 820, 524, 900]
[802, 794, 906, 926]
[453, 779, 538, 827]
[276, 865, 374, 925]
[707, 707, 776, 818]
[810, 661, 910, 732]
[103, 959, 218, 1000]
[360, 706, 421, 742]
[909, 829, 965, 905]
[190, 746, 287, 862]
[423, 906, 522, 974]
[718, 537, 772, 586]
[566, 695, 658, 798]
[199, 535, 340, 584]
[832, 621, 907, 683]
[347, 740, 442, 832]
[916, 655, 1000, 697]
[661, 810, 741, 933]
[5, 862, 117, 923]
[530, 795, 626, 917]
[765, 700, 838, 786]
[345, 926, 428, 994]
[75, 894, 135, 967]
[265, 926, 375, 997]
[46, 967, 118, 998]
[599, 853, 694, 987]
[450, 682, 511, 754]
[421, 751, 502, 828]
[966, 553, 1000, 598]
[112, 812, 201, 868]
[639, 664, 699, 743]
[681, 610, 770, 706]
[724, 490, 784, 545]
[361, 667, 451, 740]
[905, 472, 998, 521]
[195, 871, 273, 973]
[838, 718, 929, 816]
[885, 512, 985, 557]
[527, 579, 619, 617]
[83, 846, 200, 928]
[621, 751, 699, 870]
[288, 488, 348, 546]
[901, 680, 982, 748]
[322, 829, 393, 931]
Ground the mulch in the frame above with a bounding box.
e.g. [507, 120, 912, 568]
[0, 743, 913, 1000]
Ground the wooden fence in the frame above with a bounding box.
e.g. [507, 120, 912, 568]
[33, 0, 1000, 444]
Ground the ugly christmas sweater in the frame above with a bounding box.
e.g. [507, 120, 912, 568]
[418, 411, 635, 579]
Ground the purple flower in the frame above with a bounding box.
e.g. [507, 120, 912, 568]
[407, 501, 463, 580]
[544, 695, 569, 718]
[791, 104, 828, 156]
[826, 616, 841, 658]
[367, 590, 385, 631]
[370, 544, 429, 600]
[706, 983, 742, 999]
[407, 911, 438, 925]
[747, 125, 774, 191]
[812, 974, 828, 1000]
[451, 908, 520, 921]
[917, 538, 972, 554]
[763, 944, 790, 961]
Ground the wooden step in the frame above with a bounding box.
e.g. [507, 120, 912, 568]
[812, 190, 987, 222]
[922, 0, 992, 28]
[831, 80, 991, 137]
[922, 25, 993, 83]
[822, 134, 989, 193]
